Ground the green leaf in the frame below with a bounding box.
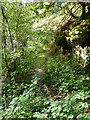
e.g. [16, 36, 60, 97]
[68, 114, 74, 118]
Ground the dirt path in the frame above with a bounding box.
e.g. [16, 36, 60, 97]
[34, 63, 58, 97]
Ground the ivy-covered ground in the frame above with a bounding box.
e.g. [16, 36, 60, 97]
[1, 1, 90, 119]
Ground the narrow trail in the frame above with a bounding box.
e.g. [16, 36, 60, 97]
[33, 59, 48, 96]
[33, 57, 58, 97]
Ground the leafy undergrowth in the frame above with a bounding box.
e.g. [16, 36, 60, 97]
[42, 56, 89, 92]
[1, 2, 90, 119]
[2, 57, 90, 119]
[2, 78, 89, 119]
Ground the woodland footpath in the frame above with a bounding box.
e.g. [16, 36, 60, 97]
[0, 1, 90, 119]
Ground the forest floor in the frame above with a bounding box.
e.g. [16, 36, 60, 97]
[34, 55, 59, 98]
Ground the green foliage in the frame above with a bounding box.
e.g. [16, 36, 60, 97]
[2, 78, 89, 119]
[14, 50, 35, 83]
[1, 1, 90, 119]
[43, 57, 89, 93]
[55, 32, 66, 46]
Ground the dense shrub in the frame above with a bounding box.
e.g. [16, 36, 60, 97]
[2, 78, 89, 119]
[43, 56, 89, 93]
